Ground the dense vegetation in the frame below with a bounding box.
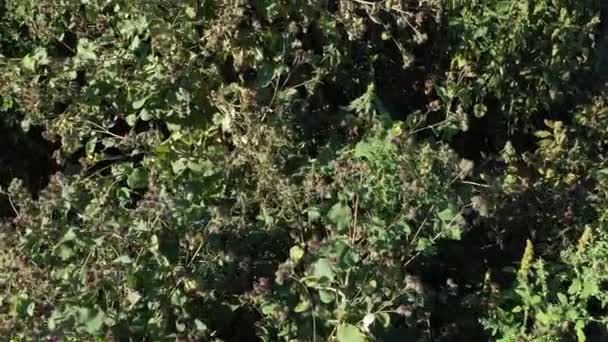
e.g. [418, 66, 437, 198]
[1, 0, 608, 340]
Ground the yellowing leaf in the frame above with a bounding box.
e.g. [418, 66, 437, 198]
[289, 245, 305, 263]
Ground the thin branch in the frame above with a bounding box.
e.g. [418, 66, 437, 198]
[408, 204, 435, 246]
[351, 194, 359, 244]
[7, 195, 19, 217]
[291, 276, 317, 342]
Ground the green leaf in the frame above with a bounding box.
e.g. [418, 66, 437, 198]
[78, 308, 105, 334]
[187, 160, 214, 175]
[277, 88, 298, 103]
[194, 319, 208, 332]
[445, 227, 462, 240]
[575, 321, 586, 342]
[557, 293, 568, 305]
[348, 83, 375, 116]
[581, 279, 599, 298]
[473, 103, 487, 118]
[126, 289, 142, 306]
[328, 202, 352, 230]
[377, 312, 390, 328]
[302, 276, 319, 287]
[354, 139, 375, 160]
[22, 54, 35, 71]
[127, 168, 148, 189]
[438, 208, 456, 222]
[11, 295, 35, 318]
[126, 114, 138, 126]
[319, 289, 334, 304]
[85, 138, 98, 159]
[337, 324, 366, 342]
[415, 237, 431, 251]
[307, 208, 321, 222]
[535, 311, 549, 325]
[185, 6, 196, 19]
[21, 48, 49, 71]
[256, 64, 274, 88]
[534, 130, 552, 138]
[76, 39, 97, 61]
[294, 300, 310, 313]
[261, 303, 277, 315]
[48, 310, 62, 331]
[133, 97, 148, 110]
[25, 302, 35, 317]
[363, 313, 375, 330]
[57, 244, 74, 261]
[530, 295, 542, 305]
[140, 108, 153, 121]
[186, 161, 204, 173]
[129, 35, 141, 51]
[172, 159, 188, 174]
[59, 228, 78, 243]
[113, 255, 133, 264]
[568, 278, 582, 295]
[312, 258, 334, 282]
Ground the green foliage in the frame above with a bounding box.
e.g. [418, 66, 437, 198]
[1, 0, 608, 341]
[440, 0, 599, 134]
[483, 84, 608, 342]
[484, 228, 608, 342]
[251, 123, 469, 340]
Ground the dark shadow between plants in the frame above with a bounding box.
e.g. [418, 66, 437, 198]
[405, 178, 596, 340]
[0, 124, 58, 218]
